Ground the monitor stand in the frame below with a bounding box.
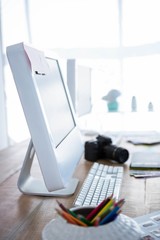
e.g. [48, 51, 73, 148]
[17, 139, 79, 196]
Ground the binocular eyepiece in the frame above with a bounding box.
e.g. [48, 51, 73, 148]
[84, 135, 129, 164]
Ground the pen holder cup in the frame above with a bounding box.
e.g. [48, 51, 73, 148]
[42, 206, 143, 240]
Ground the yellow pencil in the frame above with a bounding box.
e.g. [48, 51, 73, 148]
[91, 198, 115, 223]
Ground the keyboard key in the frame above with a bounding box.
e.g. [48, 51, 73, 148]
[73, 162, 123, 206]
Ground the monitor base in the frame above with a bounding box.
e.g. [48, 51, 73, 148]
[17, 140, 79, 197]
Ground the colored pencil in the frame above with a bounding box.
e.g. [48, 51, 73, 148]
[55, 197, 125, 227]
[99, 205, 120, 225]
[56, 208, 87, 227]
[86, 196, 112, 221]
[56, 200, 92, 226]
[77, 214, 93, 226]
[67, 209, 92, 226]
[91, 198, 115, 223]
[56, 200, 68, 212]
[56, 208, 77, 225]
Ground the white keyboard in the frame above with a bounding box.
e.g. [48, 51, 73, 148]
[74, 162, 123, 206]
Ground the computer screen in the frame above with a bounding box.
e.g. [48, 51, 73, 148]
[36, 57, 75, 147]
[6, 43, 84, 196]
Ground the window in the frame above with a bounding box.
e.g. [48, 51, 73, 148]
[29, 0, 119, 48]
[2, 0, 160, 147]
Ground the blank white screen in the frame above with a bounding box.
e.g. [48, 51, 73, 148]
[34, 58, 75, 147]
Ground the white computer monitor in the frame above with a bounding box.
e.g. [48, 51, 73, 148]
[6, 42, 84, 196]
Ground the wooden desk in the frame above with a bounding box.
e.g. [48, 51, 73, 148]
[1, 139, 160, 240]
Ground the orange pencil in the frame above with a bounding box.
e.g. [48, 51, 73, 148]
[56, 208, 77, 225]
[56, 208, 87, 227]
[56, 201, 92, 226]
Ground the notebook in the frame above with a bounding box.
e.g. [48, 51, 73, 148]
[130, 152, 160, 170]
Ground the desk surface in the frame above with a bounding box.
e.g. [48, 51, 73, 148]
[1, 138, 160, 240]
